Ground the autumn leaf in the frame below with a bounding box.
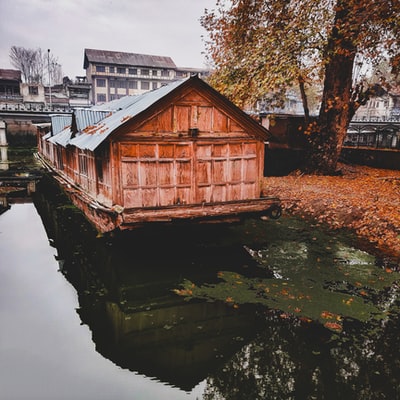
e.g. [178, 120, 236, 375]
[321, 311, 335, 319]
[324, 322, 343, 332]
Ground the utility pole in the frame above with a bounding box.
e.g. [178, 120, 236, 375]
[47, 49, 52, 109]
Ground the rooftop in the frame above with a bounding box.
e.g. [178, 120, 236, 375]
[83, 48, 177, 70]
[0, 69, 22, 81]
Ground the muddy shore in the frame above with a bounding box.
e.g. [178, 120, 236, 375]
[264, 163, 400, 262]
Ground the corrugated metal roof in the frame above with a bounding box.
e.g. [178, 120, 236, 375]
[48, 126, 73, 147]
[47, 78, 188, 150]
[50, 114, 72, 135]
[69, 78, 187, 151]
[84, 48, 177, 69]
[73, 109, 111, 132]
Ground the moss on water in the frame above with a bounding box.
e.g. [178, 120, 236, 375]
[175, 217, 400, 332]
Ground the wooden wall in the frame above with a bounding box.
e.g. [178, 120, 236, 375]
[113, 90, 264, 208]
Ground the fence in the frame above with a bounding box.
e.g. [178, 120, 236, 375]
[0, 102, 73, 113]
[345, 122, 400, 150]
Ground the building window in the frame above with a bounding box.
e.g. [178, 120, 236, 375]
[79, 153, 88, 176]
[117, 67, 126, 74]
[96, 65, 105, 72]
[161, 70, 169, 77]
[56, 147, 64, 170]
[96, 157, 103, 182]
[176, 71, 186, 77]
[117, 80, 127, 88]
[141, 69, 149, 76]
[97, 94, 106, 102]
[109, 80, 116, 88]
[109, 66, 115, 73]
[129, 80, 138, 89]
[96, 147, 109, 183]
[129, 68, 137, 75]
[152, 82, 158, 90]
[96, 78, 106, 87]
[28, 86, 38, 95]
[141, 81, 150, 90]
[152, 70, 158, 76]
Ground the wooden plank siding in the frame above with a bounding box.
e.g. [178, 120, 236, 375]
[118, 141, 261, 208]
[112, 89, 265, 209]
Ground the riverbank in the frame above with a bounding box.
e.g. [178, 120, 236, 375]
[264, 163, 400, 262]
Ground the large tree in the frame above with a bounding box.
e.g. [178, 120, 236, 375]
[201, 0, 400, 173]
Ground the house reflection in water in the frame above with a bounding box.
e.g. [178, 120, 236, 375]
[34, 175, 267, 391]
[33, 175, 400, 399]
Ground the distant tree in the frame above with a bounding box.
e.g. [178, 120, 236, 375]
[10, 46, 37, 83]
[9, 46, 61, 85]
[201, 0, 400, 174]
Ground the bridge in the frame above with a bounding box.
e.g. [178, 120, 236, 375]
[0, 104, 72, 123]
[0, 105, 72, 146]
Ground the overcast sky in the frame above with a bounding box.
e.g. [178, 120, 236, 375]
[0, 0, 217, 79]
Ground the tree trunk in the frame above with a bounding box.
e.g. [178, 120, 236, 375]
[306, 1, 357, 174]
[298, 75, 310, 125]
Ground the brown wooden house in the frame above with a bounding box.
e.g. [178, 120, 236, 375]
[38, 75, 280, 232]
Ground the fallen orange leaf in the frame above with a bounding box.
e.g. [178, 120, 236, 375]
[324, 322, 343, 332]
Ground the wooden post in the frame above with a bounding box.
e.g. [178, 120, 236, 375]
[0, 120, 9, 171]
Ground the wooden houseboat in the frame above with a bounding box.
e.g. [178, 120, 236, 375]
[37, 75, 281, 233]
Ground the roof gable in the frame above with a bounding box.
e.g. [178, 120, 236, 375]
[49, 76, 270, 151]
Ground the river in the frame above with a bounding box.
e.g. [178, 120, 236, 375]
[1, 201, 208, 400]
[1, 165, 400, 399]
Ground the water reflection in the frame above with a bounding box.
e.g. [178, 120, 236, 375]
[202, 311, 400, 399]
[0, 201, 205, 400]
[33, 176, 400, 399]
[34, 176, 268, 392]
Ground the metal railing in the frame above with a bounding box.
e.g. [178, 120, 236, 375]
[344, 131, 400, 150]
[0, 102, 74, 113]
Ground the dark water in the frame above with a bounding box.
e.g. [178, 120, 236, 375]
[1, 175, 400, 399]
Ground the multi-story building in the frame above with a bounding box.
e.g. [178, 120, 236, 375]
[0, 68, 91, 111]
[65, 76, 91, 108]
[352, 84, 400, 121]
[21, 82, 46, 106]
[83, 48, 209, 104]
[0, 69, 23, 103]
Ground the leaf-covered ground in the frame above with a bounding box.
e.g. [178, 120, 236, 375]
[263, 163, 400, 261]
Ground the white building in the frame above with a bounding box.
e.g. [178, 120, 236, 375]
[83, 48, 209, 104]
[352, 85, 400, 121]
